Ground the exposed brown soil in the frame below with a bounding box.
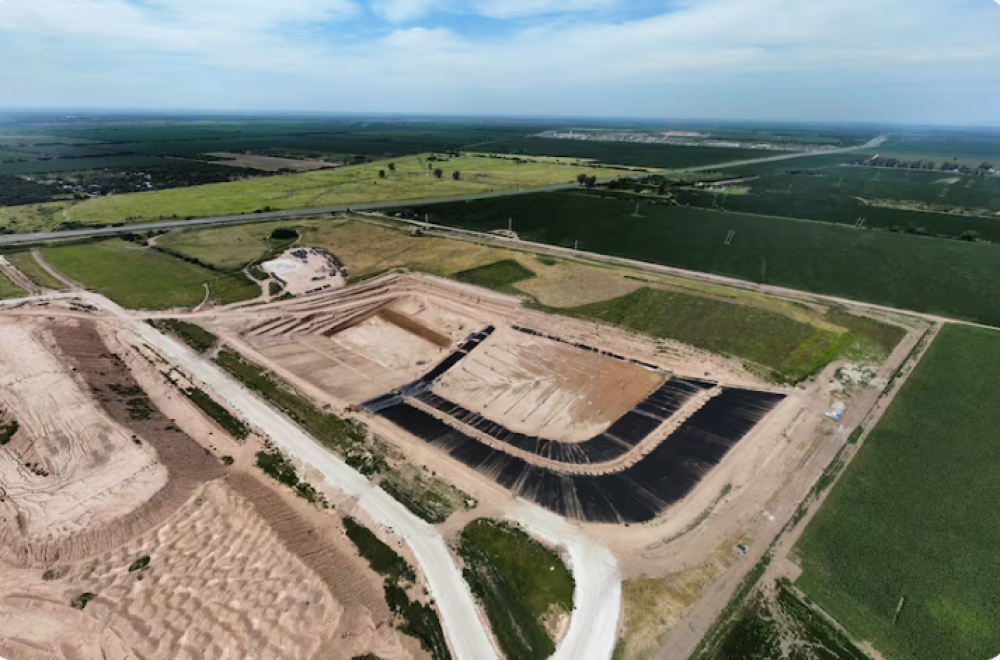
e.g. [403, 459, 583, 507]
[0, 314, 416, 660]
[434, 325, 663, 442]
[0, 318, 223, 568]
[224, 471, 390, 621]
[379, 307, 451, 348]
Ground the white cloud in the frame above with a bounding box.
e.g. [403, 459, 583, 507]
[0, 0, 998, 124]
[474, 0, 619, 20]
[369, 0, 444, 22]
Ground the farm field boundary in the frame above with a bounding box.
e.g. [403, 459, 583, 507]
[793, 324, 1000, 660]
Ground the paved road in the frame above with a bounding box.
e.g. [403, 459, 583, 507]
[0, 137, 883, 246]
[0, 182, 584, 246]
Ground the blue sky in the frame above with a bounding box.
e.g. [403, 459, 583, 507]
[1, 0, 999, 124]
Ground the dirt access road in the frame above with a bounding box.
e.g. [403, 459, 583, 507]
[0, 137, 884, 247]
[0, 290, 622, 660]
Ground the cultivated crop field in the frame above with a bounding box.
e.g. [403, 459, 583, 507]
[866, 135, 1000, 166]
[42, 240, 259, 309]
[467, 138, 771, 169]
[419, 191, 1000, 325]
[676, 171, 1000, 241]
[794, 324, 1000, 660]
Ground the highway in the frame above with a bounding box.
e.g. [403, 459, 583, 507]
[0, 137, 883, 247]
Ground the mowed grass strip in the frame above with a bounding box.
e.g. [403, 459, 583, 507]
[42, 240, 258, 309]
[558, 287, 846, 382]
[453, 259, 536, 290]
[55, 154, 626, 228]
[4, 251, 66, 289]
[794, 324, 1000, 660]
[420, 191, 1000, 325]
[459, 518, 574, 660]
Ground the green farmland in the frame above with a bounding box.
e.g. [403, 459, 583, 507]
[794, 324, 1000, 660]
[4, 251, 67, 289]
[454, 259, 536, 290]
[467, 138, 769, 169]
[676, 183, 1000, 243]
[42, 240, 259, 309]
[712, 152, 862, 176]
[43, 154, 618, 228]
[559, 288, 855, 383]
[419, 191, 1000, 325]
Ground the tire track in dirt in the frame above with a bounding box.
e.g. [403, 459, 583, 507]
[0, 320, 225, 568]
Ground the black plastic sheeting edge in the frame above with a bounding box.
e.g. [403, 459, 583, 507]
[510, 324, 699, 377]
[412, 377, 716, 464]
[376, 388, 786, 524]
[361, 325, 495, 412]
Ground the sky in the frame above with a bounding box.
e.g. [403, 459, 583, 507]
[1, 0, 999, 125]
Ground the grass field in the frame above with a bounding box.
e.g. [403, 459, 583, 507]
[467, 139, 771, 169]
[453, 259, 536, 290]
[42, 240, 259, 309]
[794, 324, 1000, 660]
[0, 202, 74, 234]
[4, 251, 67, 289]
[561, 287, 847, 382]
[156, 222, 302, 271]
[0, 269, 26, 299]
[458, 519, 574, 660]
[35, 154, 625, 228]
[419, 191, 1000, 325]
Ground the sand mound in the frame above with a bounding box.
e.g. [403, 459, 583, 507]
[0, 319, 224, 568]
[0, 480, 397, 659]
[0, 319, 167, 551]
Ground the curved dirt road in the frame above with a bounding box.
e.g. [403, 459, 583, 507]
[0, 290, 624, 660]
[507, 502, 622, 660]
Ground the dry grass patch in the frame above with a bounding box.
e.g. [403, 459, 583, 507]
[515, 260, 643, 307]
[618, 560, 729, 660]
[306, 220, 520, 278]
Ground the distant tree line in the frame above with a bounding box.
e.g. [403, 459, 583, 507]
[850, 156, 996, 175]
[0, 175, 65, 206]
